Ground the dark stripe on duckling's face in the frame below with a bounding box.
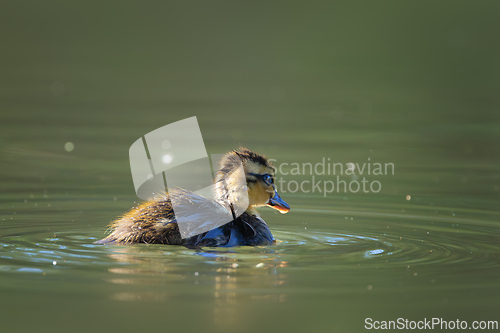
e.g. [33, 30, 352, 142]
[248, 173, 274, 186]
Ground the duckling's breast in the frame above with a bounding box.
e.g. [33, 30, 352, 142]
[184, 213, 274, 247]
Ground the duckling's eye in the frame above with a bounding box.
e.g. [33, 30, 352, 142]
[261, 174, 274, 186]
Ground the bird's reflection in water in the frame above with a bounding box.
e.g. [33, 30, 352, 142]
[104, 246, 288, 325]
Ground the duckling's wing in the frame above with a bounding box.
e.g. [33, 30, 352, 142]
[168, 188, 234, 239]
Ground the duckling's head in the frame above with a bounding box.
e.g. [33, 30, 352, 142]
[215, 148, 290, 215]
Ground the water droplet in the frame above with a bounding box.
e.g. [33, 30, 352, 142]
[64, 142, 74, 152]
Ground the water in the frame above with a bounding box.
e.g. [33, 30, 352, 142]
[1, 1, 500, 332]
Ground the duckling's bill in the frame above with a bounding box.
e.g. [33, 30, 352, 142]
[266, 189, 290, 214]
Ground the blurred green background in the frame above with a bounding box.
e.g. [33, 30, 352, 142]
[1, 1, 499, 333]
[2, 1, 499, 202]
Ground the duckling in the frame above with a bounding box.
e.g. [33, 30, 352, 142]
[96, 148, 290, 247]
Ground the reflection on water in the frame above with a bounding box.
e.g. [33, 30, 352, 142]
[102, 242, 289, 327]
[108, 248, 286, 285]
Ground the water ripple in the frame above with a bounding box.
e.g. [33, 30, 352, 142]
[0, 207, 498, 276]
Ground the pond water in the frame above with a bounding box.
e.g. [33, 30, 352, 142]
[1, 2, 499, 332]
